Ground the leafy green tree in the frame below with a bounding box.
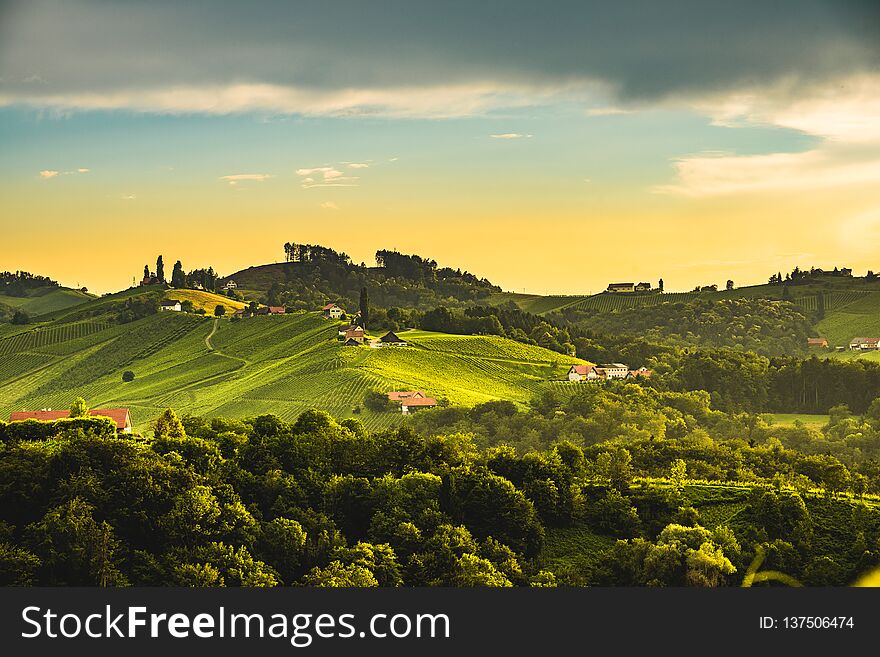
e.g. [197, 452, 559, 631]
[122, 370, 135, 382]
[256, 517, 307, 584]
[670, 459, 688, 489]
[302, 561, 378, 587]
[69, 397, 89, 418]
[0, 543, 41, 585]
[364, 390, 392, 412]
[171, 260, 186, 288]
[214, 304, 226, 317]
[154, 408, 186, 439]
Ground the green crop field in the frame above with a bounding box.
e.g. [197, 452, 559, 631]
[0, 308, 588, 433]
[0, 287, 94, 316]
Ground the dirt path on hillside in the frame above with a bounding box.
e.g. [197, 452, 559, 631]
[205, 319, 219, 350]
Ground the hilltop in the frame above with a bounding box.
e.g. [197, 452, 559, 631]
[0, 289, 585, 432]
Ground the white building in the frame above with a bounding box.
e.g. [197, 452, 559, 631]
[223, 280, 238, 290]
[600, 363, 630, 379]
[161, 300, 182, 312]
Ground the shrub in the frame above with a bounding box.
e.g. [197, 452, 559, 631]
[122, 370, 135, 382]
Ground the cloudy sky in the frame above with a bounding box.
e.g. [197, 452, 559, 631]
[1, 0, 879, 293]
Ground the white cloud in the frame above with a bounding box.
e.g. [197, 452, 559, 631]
[0, 81, 585, 119]
[77, 168, 90, 173]
[39, 169, 58, 178]
[586, 107, 632, 116]
[295, 166, 358, 188]
[490, 133, 532, 139]
[219, 173, 273, 185]
[345, 162, 370, 169]
[122, 194, 136, 200]
[656, 74, 880, 197]
[320, 201, 339, 210]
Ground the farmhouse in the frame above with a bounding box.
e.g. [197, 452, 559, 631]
[387, 392, 436, 414]
[600, 363, 630, 379]
[9, 408, 133, 434]
[400, 397, 438, 414]
[635, 282, 652, 291]
[807, 337, 829, 348]
[161, 300, 182, 312]
[223, 280, 238, 290]
[607, 283, 635, 293]
[387, 391, 427, 402]
[322, 303, 345, 319]
[341, 327, 365, 344]
[626, 367, 653, 379]
[850, 337, 880, 351]
[267, 306, 286, 315]
[568, 364, 602, 382]
[371, 331, 408, 348]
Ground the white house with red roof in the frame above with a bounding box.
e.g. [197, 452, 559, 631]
[386, 391, 437, 413]
[9, 408, 133, 434]
[322, 303, 344, 319]
[568, 364, 602, 382]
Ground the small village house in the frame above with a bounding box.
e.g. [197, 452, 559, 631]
[600, 363, 630, 379]
[9, 408, 133, 434]
[322, 303, 345, 319]
[634, 282, 652, 292]
[386, 391, 438, 413]
[626, 367, 653, 379]
[807, 337, 829, 348]
[568, 364, 601, 382]
[371, 331, 409, 348]
[223, 280, 238, 290]
[341, 327, 365, 344]
[607, 283, 636, 293]
[267, 306, 286, 315]
[850, 337, 880, 351]
[161, 299, 182, 312]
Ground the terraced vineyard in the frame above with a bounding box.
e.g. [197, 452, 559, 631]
[0, 306, 587, 432]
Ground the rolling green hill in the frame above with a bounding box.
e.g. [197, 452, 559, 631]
[0, 305, 586, 433]
[0, 286, 94, 316]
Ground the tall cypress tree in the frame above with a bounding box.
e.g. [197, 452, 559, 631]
[359, 286, 369, 327]
[156, 255, 165, 283]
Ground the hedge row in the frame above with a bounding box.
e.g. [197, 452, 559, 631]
[0, 416, 118, 442]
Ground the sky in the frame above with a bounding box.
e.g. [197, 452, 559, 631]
[1, 0, 879, 295]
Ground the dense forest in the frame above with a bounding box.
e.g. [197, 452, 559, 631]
[553, 298, 813, 357]
[1, 402, 878, 587]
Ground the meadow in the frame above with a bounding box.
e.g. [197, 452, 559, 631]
[0, 307, 587, 433]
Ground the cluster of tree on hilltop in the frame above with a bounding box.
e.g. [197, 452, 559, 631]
[0, 271, 59, 297]
[0, 404, 877, 587]
[553, 298, 813, 357]
[768, 265, 854, 285]
[246, 244, 499, 314]
[139, 255, 222, 292]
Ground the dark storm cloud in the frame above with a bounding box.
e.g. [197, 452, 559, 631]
[0, 0, 877, 109]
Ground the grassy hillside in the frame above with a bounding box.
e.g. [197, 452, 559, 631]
[0, 309, 586, 433]
[0, 286, 94, 316]
[164, 288, 247, 314]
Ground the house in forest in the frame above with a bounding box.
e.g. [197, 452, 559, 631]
[9, 408, 133, 434]
[626, 367, 653, 379]
[322, 303, 345, 319]
[223, 280, 238, 290]
[600, 363, 630, 379]
[267, 306, 286, 315]
[807, 337, 829, 348]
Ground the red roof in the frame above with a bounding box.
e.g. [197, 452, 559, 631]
[570, 365, 595, 376]
[387, 391, 426, 401]
[402, 397, 437, 407]
[9, 408, 131, 430]
[268, 306, 285, 314]
[322, 303, 339, 311]
[344, 328, 365, 338]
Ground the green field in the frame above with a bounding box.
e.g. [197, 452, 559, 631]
[769, 413, 830, 429]
[0, 287, 94, 316]
[0, 302, 586, 433]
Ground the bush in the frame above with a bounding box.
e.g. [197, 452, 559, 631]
[2, 417, 118, 442]
[122, 370, 135, 383]
[364, 390, 392, 412]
